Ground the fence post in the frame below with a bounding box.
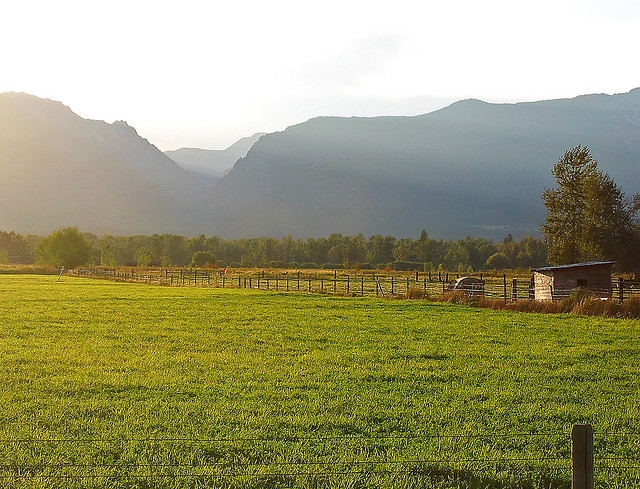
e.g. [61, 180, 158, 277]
[571, 423, 594, 489]
[619, 277, 624, 302]
[503, 274, 507, 300]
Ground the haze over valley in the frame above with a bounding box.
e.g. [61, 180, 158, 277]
[1, 89, 639, 240]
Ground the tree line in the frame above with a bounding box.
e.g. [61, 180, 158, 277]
[4, 146, 637, 274]
[1, 228, 547, 272]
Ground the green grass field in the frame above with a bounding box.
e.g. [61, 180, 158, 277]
[1, 275, 639, 488]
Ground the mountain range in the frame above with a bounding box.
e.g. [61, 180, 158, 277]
[1, 89, 638, 239]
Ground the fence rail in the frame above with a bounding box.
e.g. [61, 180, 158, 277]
[0, 426, 638, 487]
[72, 267, 640, 303]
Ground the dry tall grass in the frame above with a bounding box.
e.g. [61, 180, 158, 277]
[403, 288, 640, 319]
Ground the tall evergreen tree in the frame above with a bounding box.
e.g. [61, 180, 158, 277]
[542, 146, 638, 270]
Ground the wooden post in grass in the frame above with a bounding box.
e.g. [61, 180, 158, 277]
[572, 424, 593, 489]
[619, 277, 624, 302]
[503, 274, 507, 300]
[512, 278, 517, 301]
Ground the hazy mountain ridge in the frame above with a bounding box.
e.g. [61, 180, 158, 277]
[208, 89, 640, 239]
[165, 133, 265, 181]
[0, 92, 209, 236]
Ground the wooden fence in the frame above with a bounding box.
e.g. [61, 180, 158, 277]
[72, 267, 640, 303]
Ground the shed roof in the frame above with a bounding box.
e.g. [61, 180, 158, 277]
[532, 261, 615, 272]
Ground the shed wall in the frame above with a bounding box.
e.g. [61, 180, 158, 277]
[534, 272, 554, 301]
[533, 264, 612, 301]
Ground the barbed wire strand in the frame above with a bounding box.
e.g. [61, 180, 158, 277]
[0, 455, 570, 471]
[0, 432, 569, 445]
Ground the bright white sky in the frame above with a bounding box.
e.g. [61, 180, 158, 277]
[2, 0, 639, 150]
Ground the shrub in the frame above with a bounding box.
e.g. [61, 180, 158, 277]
[620, 295, 640, 319]
[36, 227, 92, 269]
[191, 251, 216, 267]
[300, 262, 318, 269]
[559, 288, 592, 313]
[440, 290, 479, 306]
[485, 252, 509, 270]
[404, 287, 430, 300]
[134, 248, 153, 268]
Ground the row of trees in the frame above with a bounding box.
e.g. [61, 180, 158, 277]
[6, 146, 637, 274]
[1, 228, 547, 272]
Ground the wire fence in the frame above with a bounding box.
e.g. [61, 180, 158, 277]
[0, 429, 639, 487]
[72, 267, 640, 303]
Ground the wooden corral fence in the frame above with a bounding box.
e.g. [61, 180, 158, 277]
[71, 268, 640, 303]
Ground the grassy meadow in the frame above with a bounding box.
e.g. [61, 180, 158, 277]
[1, 275, 639, 488]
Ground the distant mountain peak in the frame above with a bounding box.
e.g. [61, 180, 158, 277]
[165, 132, 265, 180]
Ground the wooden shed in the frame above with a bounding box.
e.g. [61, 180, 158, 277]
[531, 261, 615, 301]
